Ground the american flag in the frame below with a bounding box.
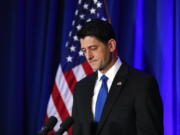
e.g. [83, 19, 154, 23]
[46, 0, 108, 134]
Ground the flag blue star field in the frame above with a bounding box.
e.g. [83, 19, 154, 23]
[46, 0, 108, 134]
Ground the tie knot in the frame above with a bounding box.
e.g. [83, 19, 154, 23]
[100, 75, 108, 82]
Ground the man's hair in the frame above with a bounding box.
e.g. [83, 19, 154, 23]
[77, 19, 116, 44]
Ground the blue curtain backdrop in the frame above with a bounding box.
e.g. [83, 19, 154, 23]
[0, 0, 179, 135]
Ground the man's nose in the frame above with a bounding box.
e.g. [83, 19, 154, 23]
[86, 50, 93, 60]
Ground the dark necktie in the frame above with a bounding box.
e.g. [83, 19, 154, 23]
[95, 75, 108, 122]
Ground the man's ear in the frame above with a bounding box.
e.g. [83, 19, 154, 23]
[107, 39, 116, 52]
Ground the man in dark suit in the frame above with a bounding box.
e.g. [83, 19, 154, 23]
[72, 19, 163, 135]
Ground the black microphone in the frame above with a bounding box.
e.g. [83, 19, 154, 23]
[54, 117, 74, 135]
[38, 116, 58, 135]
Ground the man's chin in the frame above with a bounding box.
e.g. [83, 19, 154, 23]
[90, 65, 99, 71]
[91, 67, 98, 71]
[91, 66, 104, 72]
[89, 63, 102, 71]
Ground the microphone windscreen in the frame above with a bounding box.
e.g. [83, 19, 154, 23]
[45, 116, 58, 131]
[38, 116, 58, 135]
[60, 117, 74, 131]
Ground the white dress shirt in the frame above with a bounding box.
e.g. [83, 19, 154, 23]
[92, 57, 122, 118]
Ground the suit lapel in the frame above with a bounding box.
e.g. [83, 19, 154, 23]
[96, 63, 129, 134]
[82, 72, 97, 122]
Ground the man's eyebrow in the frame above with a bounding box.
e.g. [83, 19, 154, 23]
[81, 45, 97, 49]
[88, 45, 97, 48]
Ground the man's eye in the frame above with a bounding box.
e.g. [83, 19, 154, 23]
[90, 46, 97, 50]
[81, 49, 86, 54]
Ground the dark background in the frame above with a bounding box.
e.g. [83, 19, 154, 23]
[0, 0, 179, 135]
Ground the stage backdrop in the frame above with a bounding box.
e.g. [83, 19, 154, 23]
[0, 0, 179, 135]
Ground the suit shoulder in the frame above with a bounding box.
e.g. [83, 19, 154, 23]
[123, 64, 158, 88]
[125, 64, 160, 97]
[75, 72, 97, 87]
[127, 64, 155, 81]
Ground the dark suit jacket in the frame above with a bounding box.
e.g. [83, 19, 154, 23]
[72, 62, 163, 135]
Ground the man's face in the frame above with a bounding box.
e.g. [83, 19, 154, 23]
[80, 36, 115, 72]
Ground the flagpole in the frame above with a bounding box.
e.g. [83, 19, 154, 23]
[103, 0, 119, 56]
[104, 0, 111, 23]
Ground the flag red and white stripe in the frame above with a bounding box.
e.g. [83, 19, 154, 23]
[46, 62, 93, 135]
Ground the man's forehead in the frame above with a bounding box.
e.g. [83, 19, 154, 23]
[80, 36, 100, 42]
[80, 43, 97, 49]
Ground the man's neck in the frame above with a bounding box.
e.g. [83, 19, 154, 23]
[100, 56, 117, 74]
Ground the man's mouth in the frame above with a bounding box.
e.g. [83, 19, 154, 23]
[89, 60, 96, 64]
